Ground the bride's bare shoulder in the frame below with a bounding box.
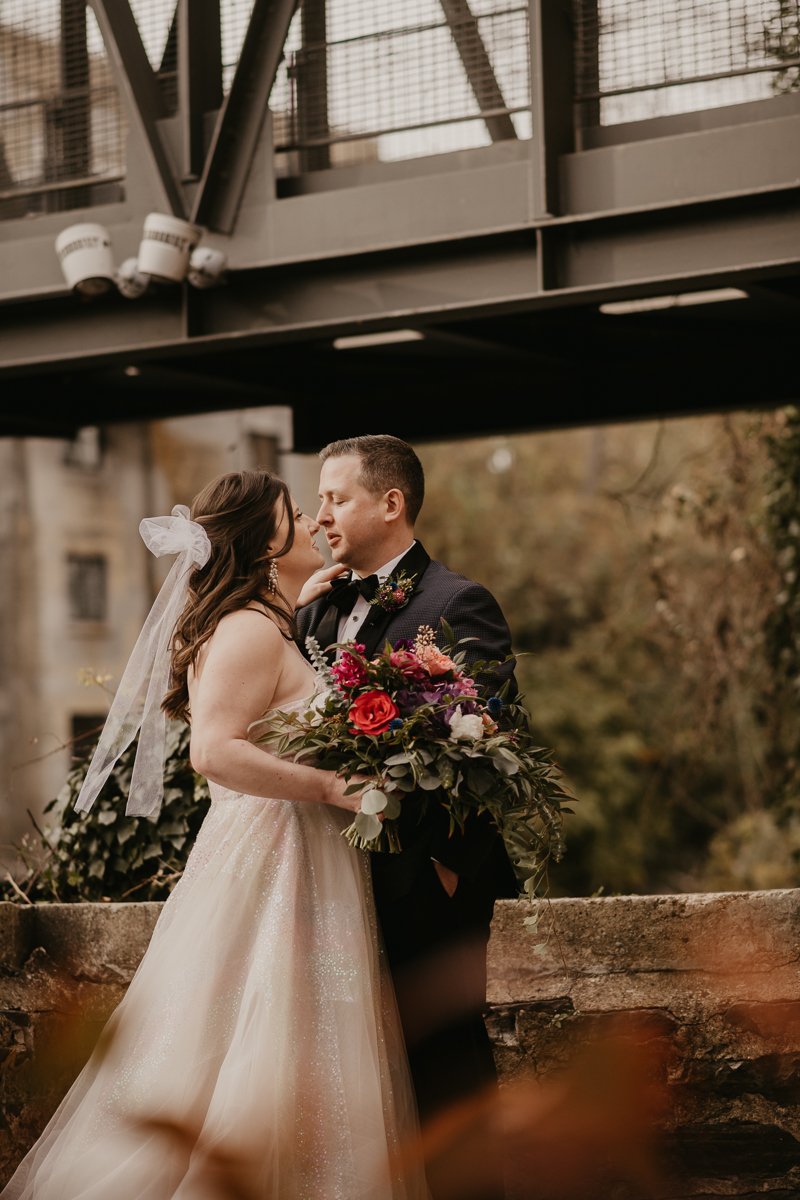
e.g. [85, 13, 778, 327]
[208, 604, 288, 653]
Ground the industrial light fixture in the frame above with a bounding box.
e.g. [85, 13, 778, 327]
[57, 214, 222, 301]
[333, 329, 424, 350]
[600, 287, 748, 315]
[55, 223, 115, 295]
[138, 213, 201, 284]
[115, 258, 150, 300]
[187, 247, 228, 289]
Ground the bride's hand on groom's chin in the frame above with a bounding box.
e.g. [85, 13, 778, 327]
[296, 564, 348, 609]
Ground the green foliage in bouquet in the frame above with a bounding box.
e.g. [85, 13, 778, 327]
[255, 621, 572, 897]
[2, 722, 211, 904]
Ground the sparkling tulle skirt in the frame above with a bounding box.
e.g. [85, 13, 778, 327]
[3, 779, 428, 1200]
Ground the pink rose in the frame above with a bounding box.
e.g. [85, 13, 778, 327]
[453, 677, 478, 697]
[389, 650, 427, 680]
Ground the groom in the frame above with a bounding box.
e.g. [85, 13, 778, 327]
[297, 435, 517, 1190]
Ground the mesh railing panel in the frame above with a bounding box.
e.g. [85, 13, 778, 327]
[6, 0, 793, 218]
[575, 0, 800, 127]
[270, 0, 531, 173]
[221, 0, 256, 90]
[0, 0, 126, 218]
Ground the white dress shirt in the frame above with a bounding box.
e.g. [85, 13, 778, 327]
[336, 542, 416, 646]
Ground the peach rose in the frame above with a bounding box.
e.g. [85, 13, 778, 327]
[416, 645, 458, 677]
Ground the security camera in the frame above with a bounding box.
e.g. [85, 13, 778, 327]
[55, 223, 114, 296]
[188, 247, 227, 289]
[114, 258, 149, 300]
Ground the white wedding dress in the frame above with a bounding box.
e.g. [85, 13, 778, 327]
[3, 689, 428, 1200]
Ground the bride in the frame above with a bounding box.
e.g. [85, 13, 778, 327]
[3, 469, 429, 1200]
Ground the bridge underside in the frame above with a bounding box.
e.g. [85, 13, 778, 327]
[1, 0, 798, 445]
[3, 254, 798, 449]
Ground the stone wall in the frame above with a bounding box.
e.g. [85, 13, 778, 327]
[488, 890, 800, 1197]
[1, 891, 800, 1194]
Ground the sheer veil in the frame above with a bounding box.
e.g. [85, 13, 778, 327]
[74, 504, 211, 819]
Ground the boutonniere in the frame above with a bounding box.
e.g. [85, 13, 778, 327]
[368, 570, 419, 613]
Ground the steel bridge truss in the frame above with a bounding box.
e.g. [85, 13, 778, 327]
[0, 0, 798, 441]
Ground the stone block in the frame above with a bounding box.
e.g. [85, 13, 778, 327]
[0, 903, 33, 970]
[31, 901, 163, 983]
[488, 892, 800, 1197]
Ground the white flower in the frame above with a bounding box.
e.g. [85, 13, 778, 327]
[449, 707, 484, 741]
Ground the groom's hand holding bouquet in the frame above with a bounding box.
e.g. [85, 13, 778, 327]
[255, 620, 570, 896]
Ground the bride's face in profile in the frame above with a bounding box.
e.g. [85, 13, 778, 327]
[268, 497, 324, 594]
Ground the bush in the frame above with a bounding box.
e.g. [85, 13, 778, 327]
[3, 722, 211, 903]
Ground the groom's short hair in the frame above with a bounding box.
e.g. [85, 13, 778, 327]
[319, 435, 425, 524]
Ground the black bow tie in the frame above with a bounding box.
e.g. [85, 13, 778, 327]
[328, 573, 379, 614]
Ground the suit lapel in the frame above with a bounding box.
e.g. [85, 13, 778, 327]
[356, 542, 431, 660]
[312, 602, 340, 653]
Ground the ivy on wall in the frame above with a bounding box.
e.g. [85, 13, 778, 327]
[3, 722, 210, 903]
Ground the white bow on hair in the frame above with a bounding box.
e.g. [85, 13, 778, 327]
[140, 504, 212, 567]
[75, 505, 212, 819]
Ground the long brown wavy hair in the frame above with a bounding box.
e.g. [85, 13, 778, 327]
[163, 470, 296, 723]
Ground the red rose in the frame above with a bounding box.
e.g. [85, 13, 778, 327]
[349, 690, 399, 735]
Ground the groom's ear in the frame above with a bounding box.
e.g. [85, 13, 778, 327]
[383, 488, 408, 525]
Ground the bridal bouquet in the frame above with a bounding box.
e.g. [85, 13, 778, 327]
[254, 623, 571, 891]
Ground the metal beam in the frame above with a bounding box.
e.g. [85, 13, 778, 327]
[438, 0, 517, 142]
[192, 0, 300, 233]
[297, 0, 331, 173]
[530, 0, 575, 216]
[2, 302, 799, 442]
[178, 0, 223, 180]
[57, 0, 91, 211]
[88, 0, 186, 216]
[1, 188, 799, 375]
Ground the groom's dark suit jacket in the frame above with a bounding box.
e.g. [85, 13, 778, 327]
[298, 540, 517, 1164]
[295, 540, 518, 907]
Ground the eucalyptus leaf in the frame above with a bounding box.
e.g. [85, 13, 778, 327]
[467, 767, 494, 796]
[383, 794, 402, 820]
[360, 788, 388, 815]
[418, 771, 441, 791]
[496, 758, 520, 777]
[354, 811, 383, 841]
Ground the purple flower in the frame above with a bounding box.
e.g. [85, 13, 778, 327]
[393, 638, 414, 651]
[440, 697, 479, 726]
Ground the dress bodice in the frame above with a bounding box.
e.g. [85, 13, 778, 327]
[247, 683, 316, 751]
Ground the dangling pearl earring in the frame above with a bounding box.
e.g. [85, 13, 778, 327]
[267, 561, 279, 593]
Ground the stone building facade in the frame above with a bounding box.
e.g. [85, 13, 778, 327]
[0, 410, 322, 859]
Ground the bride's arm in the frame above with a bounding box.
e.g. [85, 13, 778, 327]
[189, 611, 362, 812]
